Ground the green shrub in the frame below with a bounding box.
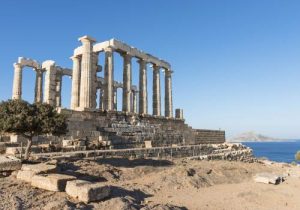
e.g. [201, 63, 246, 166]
[295, 151, 300, 161]
[291, 161, 297, 166]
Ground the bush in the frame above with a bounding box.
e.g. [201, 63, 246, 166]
[295, 151, 300, 161]
[291, 161, 297, 166]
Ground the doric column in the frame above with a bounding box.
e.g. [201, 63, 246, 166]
[79, 35, 96, 110]
[12, 63, 22, 100]
[138, 59, 147, 114]
[70, 55, 81, 109]
[122, 53, 132, 112]
[165, 69, 173, 118]
[152, 64, 161, 116]
[99, 88, 104, 110]
[55, 75, 62, 107]
[132, 90, 138, 113]
[113, 87, 117, 111]
[91, 52, 99, 109]
[104, 47, 114, 111]
[34, 69, 43, 103]
[43, 60, 56, 106]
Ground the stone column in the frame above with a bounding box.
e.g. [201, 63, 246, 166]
[165, 69, 173, 118]
[152, 64, 161, 116]
[79, 35, 96, 110]
[34, 69, 43, 103]
[138, 59, 147, 114]
[55, 75, 62, 107]
[99, 88, 104, 110]
[43, 60, 57, 106]
[113, 87, 117, 111]
[122, 53, 132, 112]
[12, 63, 22, 100]
[91, 52, 99, 109]
[70, 55, 81, 109]
[132, 90, 138, 113]
[104, 47, 114, 111]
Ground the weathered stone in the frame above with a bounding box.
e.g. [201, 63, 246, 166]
[144, 141, 152, 148]
[65, 180, 110, 203]
[31, 174, 76, 191]
[21, 163, 57, 174]
[0, 156, 21, 171]
[254, 173, 283, 185]
[16, 170, 36, 182]
[10, 135, 27, 143]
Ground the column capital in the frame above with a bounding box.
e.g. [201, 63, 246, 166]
[13, 63, 22, 69]
[137, 58, 147, 65]
[152, 64, 160, 72]
[104, 47, 114, 53]
[78, 35, 96, 43]
[121, 52, 132, 59]
[165, 69, 173, 76]
[70, 55, 81, 61]
[34, 68, 45, 74]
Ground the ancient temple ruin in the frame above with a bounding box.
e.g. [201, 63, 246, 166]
[10, 35, 225, 149]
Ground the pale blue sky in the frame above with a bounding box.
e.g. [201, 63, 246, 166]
[1, 0, 300, 138]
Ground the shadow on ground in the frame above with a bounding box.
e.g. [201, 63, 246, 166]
[94, 158, 174, 168]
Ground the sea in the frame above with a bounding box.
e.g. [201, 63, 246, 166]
[243, 140, 300, 163]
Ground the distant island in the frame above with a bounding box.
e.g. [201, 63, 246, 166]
[228, 131, 282, 142]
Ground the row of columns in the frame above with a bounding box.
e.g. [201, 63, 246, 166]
[71, 36, 173, 117]
[12, 36, 173, 118]
[12, 63, 44, 103]
[97, 86, 138, 112]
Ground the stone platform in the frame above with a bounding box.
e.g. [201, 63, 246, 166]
[64, 109, 225, 149]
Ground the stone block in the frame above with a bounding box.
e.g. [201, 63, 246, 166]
[65, 180, 110, 203]
[0, 156, 21, 171]
[62, 140, 73, 147]
[16, 170, 36, 182]
[10, 135, 27, 143]
[254, 173, 283, 185]
[31, 174, 76, 191]
[5, 147, 20, 155]
[144, 141, 152, 148]
[21, 163, 57, 174]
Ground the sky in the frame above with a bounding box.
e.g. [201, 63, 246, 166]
[1, 0, 300, 139]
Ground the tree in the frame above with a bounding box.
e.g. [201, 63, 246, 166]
[0, 100, 67, 160]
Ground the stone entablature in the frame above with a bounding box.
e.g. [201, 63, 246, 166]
[74, 38, 171, 69]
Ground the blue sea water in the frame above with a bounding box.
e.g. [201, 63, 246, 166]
[243, 140, 300, 163]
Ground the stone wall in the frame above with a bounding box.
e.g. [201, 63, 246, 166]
[193, 129, 226, 144]
[62, 109, 225, 148]
[31, 143, 253, 162]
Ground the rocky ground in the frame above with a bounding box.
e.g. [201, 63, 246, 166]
[0, 157, 300, 210]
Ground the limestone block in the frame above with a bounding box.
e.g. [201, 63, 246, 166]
[0, 156, 21, 171]
[10, 135, 27, 143]
[254, 173, 283, 185]
[62, 140, 73, 147]
[65, 180, 110, 203]
[144, 141, 152, 148]
[5, 147, 21, 155]
[21, 163, 57, 174]
[16, 170, 36, 182]
[31, 174, 76, 192]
